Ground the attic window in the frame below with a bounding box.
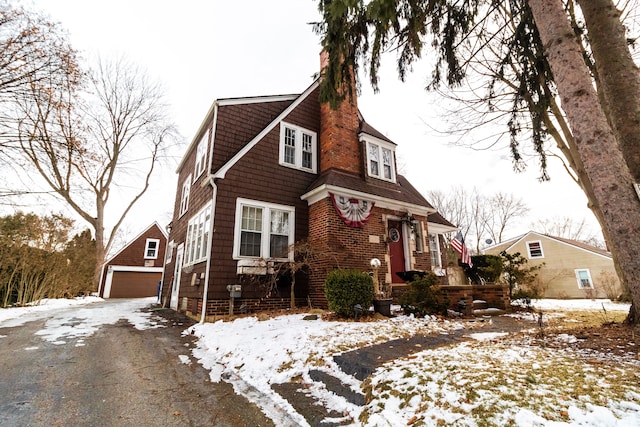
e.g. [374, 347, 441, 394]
[145, 238, 160, 259]
[179, 174, 191, 217]
[526, 240, 544, 259]
[194, 132, 208, 180]
[279, 122, 317, 173]
[365, 140, 396, 182]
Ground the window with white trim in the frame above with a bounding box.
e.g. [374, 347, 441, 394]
[179, 174, 191, 217]
[144, 238, 160, 259]
[194, 133, 208, 180]
[365, 140, 396, 182]
[428, 233, 441, 269]
[234, 198, 294, 260]
[279, 122, 317, 173]
[184, 203, 211, 265]
[165, 240, 174, 264]
[526, 240, 544, 259]
[575, 269, 594, 288]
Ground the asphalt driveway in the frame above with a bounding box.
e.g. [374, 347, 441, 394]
[0, 299, 273, 427]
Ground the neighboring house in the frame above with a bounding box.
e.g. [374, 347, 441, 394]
[161, 53, 456, 316]
[484, 231, 621, 299]
[98, 222, 167, 298]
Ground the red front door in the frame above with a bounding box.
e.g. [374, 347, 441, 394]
[388, 220, 406, 284]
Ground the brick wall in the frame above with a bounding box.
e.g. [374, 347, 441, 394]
[306, 197, 433, 308]
[393, 283, 511, 315]
[193, 296, 309, 317]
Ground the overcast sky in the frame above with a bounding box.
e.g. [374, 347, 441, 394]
[22, 0, 600, 246]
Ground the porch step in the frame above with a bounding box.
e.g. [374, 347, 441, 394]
[473, 299, 488, 310]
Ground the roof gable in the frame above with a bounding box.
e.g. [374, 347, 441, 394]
[103, 222, 167, 266]
[212, 79, 320, 179]
[485, 231, 611, 260]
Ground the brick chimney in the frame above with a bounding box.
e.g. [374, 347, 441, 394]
[319, 51, 362, 175]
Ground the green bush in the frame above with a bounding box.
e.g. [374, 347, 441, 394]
[398, 272, 448, 317]
[324, 269, 375, 317]
[467, 254, 503, 284]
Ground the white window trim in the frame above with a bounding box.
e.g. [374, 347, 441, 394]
[179, 174, 192, 217]
[144, 238, 160, 259]
[279, 121, 317, 173]
[233, 198, 295, 262]
[526, 240, 544, 259]
[183, 203, 211, 266]
[165, 240, 174, 265]
[194, 133, 208, 181]
[428, 232, 442, 269]
[575, 268, 594, 289]
[364, 137, 396, 182]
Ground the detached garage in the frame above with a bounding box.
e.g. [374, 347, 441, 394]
[98, 222, 168, 299]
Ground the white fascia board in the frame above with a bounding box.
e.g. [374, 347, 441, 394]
[102, 222, 166, 267]
[176, 96, 299, 174]
[176, 100, 219, 173]
[217, 94, 298, 106]
[301, 184, 435, 217]
[358, 132, 397, 147]
[427, 223, 458, 234]
[108, 266, 164, 273]
[542, 234, 613, 260]
[213, 80, 320, 180]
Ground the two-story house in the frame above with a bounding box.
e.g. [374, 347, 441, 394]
[161, 54, 456, 318]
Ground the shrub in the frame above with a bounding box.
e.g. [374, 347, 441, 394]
[324, 269, 374, 318]
[467, 255, 503, 284]
[399, 272, 448, 317]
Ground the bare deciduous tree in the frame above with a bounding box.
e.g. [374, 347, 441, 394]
[530, 216, 605, 248]
[11, 56, 176, 286]
[0, 1, 77, 152]
[428, 187, 528, 253]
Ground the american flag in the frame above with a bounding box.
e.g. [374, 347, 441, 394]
[450, 231, 473, 268]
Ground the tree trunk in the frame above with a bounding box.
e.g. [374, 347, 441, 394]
[93, 199, 106, 293]
[578, 0, 640, 182]
[527, 0, 640, 323]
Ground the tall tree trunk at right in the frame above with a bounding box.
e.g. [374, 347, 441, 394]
[527, 0, 640, 323]
[578, 0, 640, 182]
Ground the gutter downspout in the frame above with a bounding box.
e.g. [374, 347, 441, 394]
[200, 103, 219, 324]
[200, 178, 217, 324]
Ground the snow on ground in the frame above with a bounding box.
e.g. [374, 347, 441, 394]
[526, 299, 632, 312]
[1, 298, 638, 426]
[188, 299, 639, 427]
[0, 297, 163, 345]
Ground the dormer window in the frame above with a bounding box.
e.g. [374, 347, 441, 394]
[365, 139, 396, 182]
[279, 122, 317, 173]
